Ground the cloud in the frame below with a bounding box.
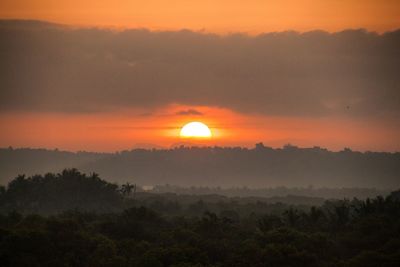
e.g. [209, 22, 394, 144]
[175, 109, 203, 116]
[0, 20, 399, 118]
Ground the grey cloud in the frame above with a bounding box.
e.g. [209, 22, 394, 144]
[0, 20, 399, 117]
[175, 109, 203, 116]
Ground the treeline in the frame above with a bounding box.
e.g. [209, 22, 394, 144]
[0, 171, 399, 266]
[0, 169, 123, 214]
[151, 184, 388, 199]
[1, 144, 399, 188]
[0, 169, 326, 215]
[0, 147, 107, 185]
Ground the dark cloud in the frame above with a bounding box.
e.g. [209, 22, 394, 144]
[175, 109, 203, 116]
[0, 20, 399, 117]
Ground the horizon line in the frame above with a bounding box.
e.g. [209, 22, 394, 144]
[2, 143, 398, 154]
[2, 18, 400, 36]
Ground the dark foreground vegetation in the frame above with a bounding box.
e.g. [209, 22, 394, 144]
[0, 170, 400, 266]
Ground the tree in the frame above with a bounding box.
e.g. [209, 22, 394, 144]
[120, 182, 136, 198]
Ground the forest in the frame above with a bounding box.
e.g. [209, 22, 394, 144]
[0, 170, 399, 266]
[2, 5, 400, 267]
[1, 145, 399, 188]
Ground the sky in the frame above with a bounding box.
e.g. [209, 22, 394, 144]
[0, 1, 399, 152]
[1, 0, 400, 33]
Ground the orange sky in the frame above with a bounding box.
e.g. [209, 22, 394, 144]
[1, 0, 400, 33]
[1, 105, 398, 152]
[1, 1, 399, 152]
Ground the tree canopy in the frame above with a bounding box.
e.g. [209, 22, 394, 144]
[0, 170, 399, 266]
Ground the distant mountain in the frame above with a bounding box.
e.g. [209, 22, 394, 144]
[0, 145, 399, 189]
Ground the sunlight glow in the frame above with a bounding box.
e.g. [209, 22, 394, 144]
[180, 122, 212, 138]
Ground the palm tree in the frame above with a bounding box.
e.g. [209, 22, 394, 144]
[120, 183, 136, 198]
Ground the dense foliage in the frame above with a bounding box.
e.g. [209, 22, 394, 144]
[0, 170, 399, 266]
[0, 169, 123, 214]
[0, 169, 328, 215]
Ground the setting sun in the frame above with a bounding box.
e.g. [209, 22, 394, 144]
[180, 122, 212, 138]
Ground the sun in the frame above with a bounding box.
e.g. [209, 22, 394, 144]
[180, 122, 212, 138]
